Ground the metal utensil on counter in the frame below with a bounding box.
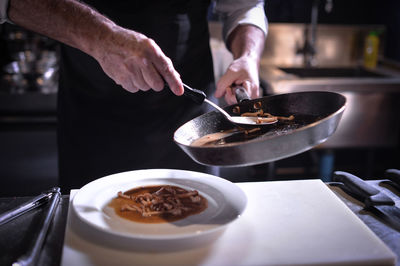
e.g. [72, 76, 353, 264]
[0, 188, 56, 226]
[12, 187, 61, 266]
[0, 187, 61, 266]
[331, 171, 400, 232]
[182, 83, 277, 127]
[382, 169, 400, 191]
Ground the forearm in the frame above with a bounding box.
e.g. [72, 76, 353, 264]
[8, 0, 116, 58]
[227, 25, 265, 63]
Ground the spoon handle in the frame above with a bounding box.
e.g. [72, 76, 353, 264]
[163, 82, 206, 104]
[182, 83, 206, 104]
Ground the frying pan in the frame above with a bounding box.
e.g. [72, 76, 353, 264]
[174, 91, 346, 167]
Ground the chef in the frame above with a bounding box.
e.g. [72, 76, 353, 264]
[0, 0, 268, 192]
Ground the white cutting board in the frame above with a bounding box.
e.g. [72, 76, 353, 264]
[61, 180, 396, 266]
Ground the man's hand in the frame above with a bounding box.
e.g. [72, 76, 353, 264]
[92, 28, 183, 95]
[214, 25, 265, 105]
[215, 56, 260, 104]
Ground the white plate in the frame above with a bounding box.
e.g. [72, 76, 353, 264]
[71, 169, 247, 250]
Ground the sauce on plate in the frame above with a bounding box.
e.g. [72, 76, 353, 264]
[108, 185, 208, 224]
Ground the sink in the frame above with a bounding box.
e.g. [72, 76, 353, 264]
[278, 67, 389, 78]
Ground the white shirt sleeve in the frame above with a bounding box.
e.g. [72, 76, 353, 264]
[0, 0, 10, 24]
[214, 0, 268, 42]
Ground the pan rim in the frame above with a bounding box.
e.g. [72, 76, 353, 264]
[174, 90, 346, 149]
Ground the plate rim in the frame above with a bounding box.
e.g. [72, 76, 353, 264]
[71, 168, 247, 241]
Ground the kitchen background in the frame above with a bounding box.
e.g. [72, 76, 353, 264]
[0, 0, 399, 196]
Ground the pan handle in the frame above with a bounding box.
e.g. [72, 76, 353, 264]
[234, 86, 251, 103]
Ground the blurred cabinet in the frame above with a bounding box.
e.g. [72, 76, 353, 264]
[0, 124, 58, 197]
[0, 93, 58, 197]
[0, 25, 59, 196]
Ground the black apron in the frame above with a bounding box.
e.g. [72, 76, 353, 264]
[57, 0, 215, 192]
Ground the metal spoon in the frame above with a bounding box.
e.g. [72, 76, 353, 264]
[182, 83, 277, 127]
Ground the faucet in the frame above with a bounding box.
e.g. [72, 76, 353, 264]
[297, 0, 333, 67]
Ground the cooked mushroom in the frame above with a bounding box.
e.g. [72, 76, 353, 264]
[118, 185, 204, 218]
